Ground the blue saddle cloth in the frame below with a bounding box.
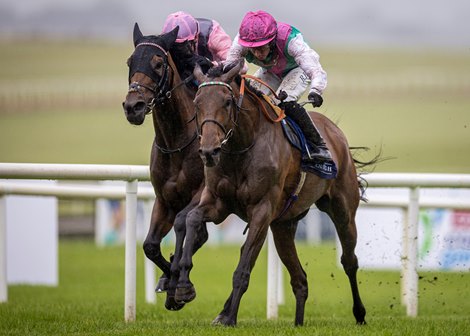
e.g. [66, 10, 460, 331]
[280, 116, 337, 179]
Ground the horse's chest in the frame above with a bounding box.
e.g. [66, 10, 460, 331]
[158, 170, 194, 204]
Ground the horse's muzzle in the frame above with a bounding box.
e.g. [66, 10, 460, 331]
[199, 147, 221, 167]
[122, 100, 146, 125]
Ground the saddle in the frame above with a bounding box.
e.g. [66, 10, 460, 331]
[241, 75, 337, 179]
[280, 116, 337, 179]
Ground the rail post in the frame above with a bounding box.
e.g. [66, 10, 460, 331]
[266, 230, 279, 319]
[124, 180, 138, 322]
[404, 187, 420, 317]
[0, 196, 6, 303]
[143, 199, 156, 304]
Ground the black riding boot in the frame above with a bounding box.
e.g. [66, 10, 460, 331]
[279, 101, 332, 161]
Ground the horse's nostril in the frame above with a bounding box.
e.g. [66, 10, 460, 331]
[213, 147, 221, 156]
[134, 101, 146, 113]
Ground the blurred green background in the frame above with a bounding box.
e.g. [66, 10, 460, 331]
[0, 40, 469, 173]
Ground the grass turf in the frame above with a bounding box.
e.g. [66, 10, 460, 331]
[1, 241, 469, 335]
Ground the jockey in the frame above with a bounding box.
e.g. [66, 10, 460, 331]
[225, 10, 331, 162]
[162, 11, 232, 65]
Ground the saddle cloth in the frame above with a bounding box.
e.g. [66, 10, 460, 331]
[280, 116, 337, 179]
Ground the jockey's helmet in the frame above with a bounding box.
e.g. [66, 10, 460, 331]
[162, 11, 199, 43]
[238, 10, 277, 48]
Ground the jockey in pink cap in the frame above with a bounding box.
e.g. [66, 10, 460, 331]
[225, 10, 331, 162]
[162, 11, 232, 65]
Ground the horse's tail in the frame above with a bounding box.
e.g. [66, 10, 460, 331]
[349, 146, 390, 202]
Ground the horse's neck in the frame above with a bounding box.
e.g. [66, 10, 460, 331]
[230, 93, 262, 150]
[152, 60, 196, 146]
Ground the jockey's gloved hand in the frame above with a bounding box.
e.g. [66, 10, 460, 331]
[193, 55, 213, 74]
[308, 91, 323, 107]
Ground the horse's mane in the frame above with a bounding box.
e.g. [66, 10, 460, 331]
[169, 44, 213, 86]
[206, 64, 264, 97]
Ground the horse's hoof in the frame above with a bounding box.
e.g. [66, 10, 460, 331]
[174, 284, 196, 303]
[165, 295, 186, 311]
[155, 276, 169, 293]
[212, 314, 236, 326]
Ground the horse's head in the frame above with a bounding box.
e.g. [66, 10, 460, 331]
[122, 23, 178, 125]
[193, 61, 243, 167]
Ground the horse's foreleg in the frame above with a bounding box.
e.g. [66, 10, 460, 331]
[174, 205, 206, 304]
[143, 199, 174, 292]
[213, 208, 271, 326]
[166, 199, 209, 311]
[270, 220, 308, 326]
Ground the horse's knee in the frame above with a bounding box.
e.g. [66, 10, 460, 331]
[186, 208, 203, 227]
[174, 214, 186, 235]
[195, 224, 209, 245]
[143, 239, 161, 260]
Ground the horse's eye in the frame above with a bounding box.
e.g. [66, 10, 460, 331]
[224, 99, 232, 109]
[150, 58, 163, 72]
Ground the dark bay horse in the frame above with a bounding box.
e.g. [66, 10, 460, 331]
[175, 61, 368, 326]
[122, 23, 210, 310]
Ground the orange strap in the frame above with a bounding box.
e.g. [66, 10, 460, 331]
[239, 75, 285, 123]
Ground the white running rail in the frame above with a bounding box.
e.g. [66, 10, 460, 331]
[1, 163, 470, 321]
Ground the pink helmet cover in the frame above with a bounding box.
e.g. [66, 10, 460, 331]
[238, 10, 277, 48]
[162, 11, 199, 43]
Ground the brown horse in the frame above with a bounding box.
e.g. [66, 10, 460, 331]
[175, 61, 368, 326]
[122, 23, 211, 310]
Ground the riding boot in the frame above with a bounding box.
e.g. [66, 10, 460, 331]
[279, 101, 332, 161]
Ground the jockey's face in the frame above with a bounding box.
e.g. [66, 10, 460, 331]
[249, 44, 271, 61]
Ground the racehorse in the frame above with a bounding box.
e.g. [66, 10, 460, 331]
[175, 61, 369, 326]
[122, 23, 211, 310]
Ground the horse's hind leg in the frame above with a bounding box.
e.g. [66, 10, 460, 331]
[270, 219, 308, 326]
[316, 193, 367, 324]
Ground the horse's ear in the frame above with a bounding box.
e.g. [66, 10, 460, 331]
[193, 63, 207, 84]
[221, 59, 243, 83]
[160, 26, 179, 50]
[133, 23, 143, 47]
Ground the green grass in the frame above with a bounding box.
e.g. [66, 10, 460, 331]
[0, 40, 469, 172]
[1, 241, 469, 335]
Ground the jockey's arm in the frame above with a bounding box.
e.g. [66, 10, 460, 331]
[223, 33, 249, 74]
[287, 34, 327, 95]
[206, 20, 233, 64]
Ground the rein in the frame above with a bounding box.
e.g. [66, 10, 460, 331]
[239, 75, 285, 123]
[196, 81, 255, 155]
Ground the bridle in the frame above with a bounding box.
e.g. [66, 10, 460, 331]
[195, 81, 255, 155]
[127, 42, 193, 114]
[196, 81, 238, 146]
[127, 41, 198, 154]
